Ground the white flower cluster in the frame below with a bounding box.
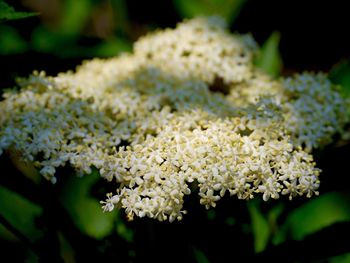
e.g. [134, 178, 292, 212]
[0, 17, 347, 222]
[134, 16, 257, 84]
[227, 71, 348, 151]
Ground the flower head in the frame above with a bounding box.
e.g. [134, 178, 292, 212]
[0, 17, 347, 222]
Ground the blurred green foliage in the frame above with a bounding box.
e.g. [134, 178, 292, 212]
[60, 168, 134, 242]
[173, 0, 246, 24]
[193, 247, 211, 263]
[60, 169, 117, 239]
[248, 201, 284, 253]
[57, 232, 76, 263]
[0, 24, 28, 55]
[273, 192, 350, 244]
[0, 0, 132, 58]
[0, 0, 37, 21]
[330, 252, 350, 263]
[59, 0, 92, 36]
[0, 185, 43, 242]
[255, 31, 282, 78]
[248, 201, 270, 253]
[330, 60, 350, 97]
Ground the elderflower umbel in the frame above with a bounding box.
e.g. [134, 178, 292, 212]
[0, 17, 347, 222]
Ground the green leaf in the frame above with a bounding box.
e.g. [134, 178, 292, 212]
[330, 252, 350, 263]
[94, 37, 132, 57]
[193, 247, 211, 263]
[115, 218, 134, 242]
[0, 185, 43, 241]
[225, 216, 236, 226]
[30, 0, 93, 54]
[32, 24, 131, 57]
[58, 0, 92, 35]
[0, 1, 37, 21]
[173, 0, 246, 24]
[31, 26, 77, 53]
[206, 210, 216, 221]
[7, 148, 41, 183]
[273, 192, 350, 245]
[329, 60, 350, 97]
[60, 170, 118, 239]
[0, 221, 18, 241]
[0, 25, 28, 55]
[267, 202, 284, 226]
[255, 32, 282, 78]
[24, 251, 39, 263]
[57, 232, 76, 263]
[248, 201, 270, 253]
[110, 0, 129, 34]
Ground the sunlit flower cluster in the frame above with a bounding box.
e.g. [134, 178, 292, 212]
[0, 17, 347, 222]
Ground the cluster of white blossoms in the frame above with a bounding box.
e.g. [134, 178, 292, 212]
[0, 17, 348, 222]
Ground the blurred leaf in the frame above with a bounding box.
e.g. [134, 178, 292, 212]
[8, 148, 41, 183]
[225, 216, 236, 226]
[128, 250, 136, 258]
[173, 0, 246, 24]
[24, 251, 39, 263]
[248, 201, 270, 253]
[0, 1, 37, 21]
[256, 222, 350, 261]
[32, 24, 131, 57]
[329, 60, 350, 97]
[30, 0, 92, 55]
[60, 170, 118, 239]
[206, 210, 216, 221]
[0, 25, 28, 55]
[273, 192, 350, 245]
[59, 0, 92, 35]
[94, 37, 132, 57]
[193, 247, 211, 263]
[267, 202, 284, 225]
[330, 252, 350, 263]
[0, 222, 18, 241]
[255, 32, 282, 78]
[115, 217, 134, 242]
[110, 0, 129, 34]
[58, 232, 76, 263]
[31, 26, 77, 53]
[0, 185, 43, 241]
[56, 39, 131, 58]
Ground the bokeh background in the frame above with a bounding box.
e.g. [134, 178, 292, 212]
[1, 0, 350, 262]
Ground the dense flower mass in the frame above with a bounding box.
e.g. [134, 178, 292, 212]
[0, 17, 348, 222]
